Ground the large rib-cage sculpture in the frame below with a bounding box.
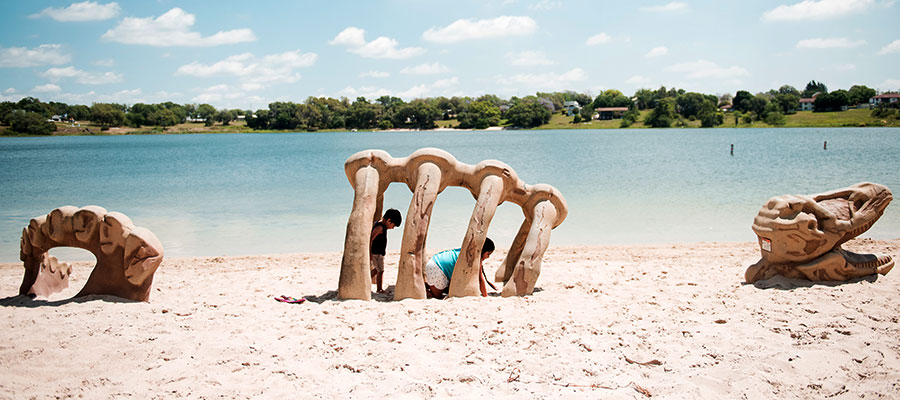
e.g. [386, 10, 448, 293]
[338, 148, 568, 301]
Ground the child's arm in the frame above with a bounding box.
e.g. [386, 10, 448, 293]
[370, 224, 383, 246]
[479, 266, 487, 297]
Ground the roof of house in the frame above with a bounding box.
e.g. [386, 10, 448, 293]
[799, 98, 816, 103]
[595, 107, 629, 111]
[873, 93, 900, 99]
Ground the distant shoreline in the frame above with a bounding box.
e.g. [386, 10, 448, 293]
[2, 108, 899, 137]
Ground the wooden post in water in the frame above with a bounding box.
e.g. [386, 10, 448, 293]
[730, 144, 734, 156]
[824, 140, 827, 150]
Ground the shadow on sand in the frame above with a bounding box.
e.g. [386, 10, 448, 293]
[0, 294, 139, 308]
[301, 285, 542, 303]
[748, 274, 879, 290]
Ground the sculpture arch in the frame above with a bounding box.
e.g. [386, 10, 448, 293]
[19, 206, 164, 302]
[338, 148, 568, 300]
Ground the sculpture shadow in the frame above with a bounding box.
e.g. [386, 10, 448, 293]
[748, 274, 879, 290]
[0, 293, 140, 308]
[302, 285, 540, 303]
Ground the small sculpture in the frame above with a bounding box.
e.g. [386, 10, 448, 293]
[19, 206, 164, 302]
[338, 148, 568, 300]
[745, 182, 894, 283]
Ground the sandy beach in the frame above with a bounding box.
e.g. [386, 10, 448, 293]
[1, 239, 899, 399]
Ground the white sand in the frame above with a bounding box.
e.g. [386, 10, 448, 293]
[1, 239, 899, 399]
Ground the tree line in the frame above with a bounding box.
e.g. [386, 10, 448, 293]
[1, 81, 896, 135]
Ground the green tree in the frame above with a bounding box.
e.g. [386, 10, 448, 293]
[148, 108, 179, 127]
[592, 89, 631, 108]
[848, 85, 876, 106]
[505, 98, 552, 128]
[732, 90, 753, 112]
[813, 89, 850, 111]
[773, 93, 800, 114]
[68, 104, 91, 121]
[644, 98, 676, 128]
[633, 88, 657, 110]
[393, 100, 439, 129]
[215, 110, 236, 126]
[764, 111, 786, 126]
[675, 92, 707, 119]
[90, 103, 126, 127]
[802, 80, 828, 97]
[196, 103, 217, 121]
[777, 85, 801, 97]
[7, 111, 57, 135]
[698, 100, 721, 127]
[457, 101, 500, 129]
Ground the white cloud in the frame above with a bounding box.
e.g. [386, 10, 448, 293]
[338, 86, 393, 100]
[796, 38, 866, 48]
[497, 68, 586, 90]
[762, 0, 874, 22]
[176, 50, 317, 87]
[401, 62, 451, 75]
[102, 8, 256, 46]
[585, 33, 612, 46]
[507, 50, 554, 66]
[397, 77, 461, 99]
[422, 16, 537, 43]
[92, 58, 115, 67]
[666, 60, 749, 79]
[0, 44, 70, 67]
[625, 75, 651, 85]
[42, 66, 123, 84]
[32, 1, 121, 21]
[880, 79, 900, 90]
[529, 0, 562, 10]
[359, 71, 390, 78]
[878, 39, 900, 55]
[330, 27, 424, 59]
[645, 46, 668, 58]
[640, 2, 688, 12]
[4, 88, 16, 94]
[33, 84, 62, 93]
[835, 63, 857, 71]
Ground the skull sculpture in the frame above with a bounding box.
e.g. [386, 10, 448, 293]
[745, 182, 894, 283]
[19, 206, 164, 302]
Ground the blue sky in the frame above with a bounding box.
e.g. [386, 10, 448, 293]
[1, 0, 898, 110]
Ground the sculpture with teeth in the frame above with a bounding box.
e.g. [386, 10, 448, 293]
[745, 182, 894, 283]
[19, 206, 164, 302]
[338, 148, 568, 300]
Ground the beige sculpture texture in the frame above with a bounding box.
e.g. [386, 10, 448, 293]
[338, 148, 568, 301]
[19, 206, 164, 302]
[745, 182, 894, 283]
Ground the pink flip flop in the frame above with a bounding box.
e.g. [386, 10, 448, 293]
[275, 295, 306, 304]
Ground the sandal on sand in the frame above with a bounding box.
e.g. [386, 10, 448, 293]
[275, 295, 306, 304]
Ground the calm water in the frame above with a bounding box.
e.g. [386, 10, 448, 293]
[1, 128, 899, 262]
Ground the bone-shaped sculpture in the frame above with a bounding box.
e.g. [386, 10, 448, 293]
[745, 182, 894, 283]
[19, 206, 164, 302]
[338, 148, 568, 300]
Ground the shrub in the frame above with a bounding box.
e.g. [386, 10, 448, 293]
[8, 111, 56, 135]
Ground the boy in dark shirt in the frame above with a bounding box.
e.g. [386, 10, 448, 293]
[370, 208, 401, 293]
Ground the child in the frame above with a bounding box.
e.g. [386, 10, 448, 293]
[370, 208, 401, 293]
[423, 238, 494, 299]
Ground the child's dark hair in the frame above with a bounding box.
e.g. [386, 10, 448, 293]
[482, 237, 495, 254]
[384, 209, 402, 226]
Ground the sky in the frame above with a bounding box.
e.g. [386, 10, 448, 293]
[0, 0, 898, 110]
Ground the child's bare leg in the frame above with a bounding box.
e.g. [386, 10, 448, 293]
[376, 271, 384, 293]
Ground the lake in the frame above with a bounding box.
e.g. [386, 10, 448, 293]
[1, 128, 899, 262]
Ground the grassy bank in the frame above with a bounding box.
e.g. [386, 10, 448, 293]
[2, 108, 898, 137]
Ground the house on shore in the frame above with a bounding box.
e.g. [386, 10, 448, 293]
[869, 93, 900, 108]
[595, 107, 629, 120]
[719, 104, 732, 112]
[563, 101, 581, 116]
[799, 97, 816, 111]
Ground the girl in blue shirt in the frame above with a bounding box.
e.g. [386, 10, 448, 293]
[423, 238, 494, 299]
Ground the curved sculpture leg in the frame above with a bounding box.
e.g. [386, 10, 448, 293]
[496, 219, 530, 284]
[395, 163, 442, 300]
[338, 166, 380, 300]
[449, 175, 504, 298]
[502, 201, 558, 297]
